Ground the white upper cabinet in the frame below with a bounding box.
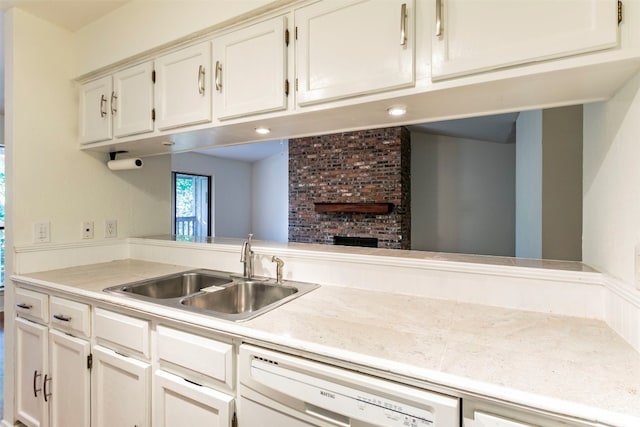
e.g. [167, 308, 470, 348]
[295, 0, 416, 106]
[79, 76, 112, 144]
[431, 0, 619, 80]
[155, 42, 212, 130]
[79, 63, 154, 144]
[112, 62, 155, 138]
[213, 16, 289, 120]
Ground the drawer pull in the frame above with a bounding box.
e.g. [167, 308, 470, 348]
[53, 314, 72, 322]
[17, 303, 33, 310]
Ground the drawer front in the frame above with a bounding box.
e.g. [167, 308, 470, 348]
[157, 325, 233, 388]
[94, 308, 150, 358]
[15, 287, 49, 323]
[50, 296, 91, 338]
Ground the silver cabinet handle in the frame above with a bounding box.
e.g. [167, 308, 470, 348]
[17, 303, 32, 310]
[400, 3, 407, 46]
[198, 65, 206, 95]
[215, 61, 222, 92]
[53, 314, 72, 322]
[435, 0, 443, 37]
[111, 91, 118, 115]
[100, 94, 107, 118]
[33, 370, 42, 398]
[44, 374, 51, 402]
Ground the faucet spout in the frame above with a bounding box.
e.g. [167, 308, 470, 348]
[241, 233, 254, 279]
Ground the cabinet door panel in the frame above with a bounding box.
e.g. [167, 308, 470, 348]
[432, 0, 618, 79]
[155, 42, 212, 130]
[213, 16, 287, 120]
[113, 62, 154, 138]
[153, 370, 234, 427]
[295, 0, 415, 106]
[49, 330, 90, 427]
[92, 346, 151, 427]
[79, 75, 112, 144]
[16, 318, 48, 427]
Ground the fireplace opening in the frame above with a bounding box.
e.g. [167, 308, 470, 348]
[333, 236, 379, 248]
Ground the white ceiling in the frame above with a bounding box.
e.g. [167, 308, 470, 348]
[0, 0, 128, 32]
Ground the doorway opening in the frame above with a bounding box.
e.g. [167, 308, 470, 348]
[172, 172, 211, 237]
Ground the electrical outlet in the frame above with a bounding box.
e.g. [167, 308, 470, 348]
[105, 219, 117, 238]
[82, 221, 94, 239]
[33, 222, 50, 243]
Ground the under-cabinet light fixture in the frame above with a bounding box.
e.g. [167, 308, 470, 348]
[387, 105, 407, 116]
[255, 126, 271, 135]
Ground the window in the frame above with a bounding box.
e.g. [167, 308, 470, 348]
[172, 172, 211, 237]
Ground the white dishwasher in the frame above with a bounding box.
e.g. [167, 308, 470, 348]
[238, 344, 460, 427]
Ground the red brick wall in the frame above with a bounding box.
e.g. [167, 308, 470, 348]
[288, 127, 411, 249]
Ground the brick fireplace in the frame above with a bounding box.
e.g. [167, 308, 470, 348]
[288, 127, 411, 249]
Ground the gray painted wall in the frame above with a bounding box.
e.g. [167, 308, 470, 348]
[411, 132, 516, 256]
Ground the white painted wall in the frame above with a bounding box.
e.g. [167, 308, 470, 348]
[515, 110, 543, 258]
[6, 8, 171, 249]
[73, 0, 285, 76]
[411, 132, 516, 256]
[583, 71, 640, 288]
[172, 152, 252, 238]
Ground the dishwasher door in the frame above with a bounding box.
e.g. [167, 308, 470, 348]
[238, 344, 460, 427]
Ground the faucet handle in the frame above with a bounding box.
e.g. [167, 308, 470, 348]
[272, 256, 284, 285]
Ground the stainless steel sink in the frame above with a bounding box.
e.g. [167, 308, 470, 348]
[103, 269, 319, 321]
[108, 270, 232, 299]
[181, 281, 297, 314]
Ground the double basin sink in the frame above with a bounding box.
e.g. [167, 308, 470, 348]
[104, 269, 319, 321]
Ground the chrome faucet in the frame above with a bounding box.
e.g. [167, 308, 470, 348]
[240, 233, 254, 279]
[272, 256, 284, 285]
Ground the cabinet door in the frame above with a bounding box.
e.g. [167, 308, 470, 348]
[431, 0, 618, 79]
[48, 330, 90, 427]
[155, 42, 212, 130]
[16, 318, 48, 427]
[79, 75, 112, 144]
[295, 0, 415, 106]
[153, 370, 234, 427]
[92, 345, 151, 427]
[113, 62, 155, 138]
[213, 16, 288, 120]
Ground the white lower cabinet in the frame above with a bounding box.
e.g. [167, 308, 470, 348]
[49, 330, 91, 427]
[91, 345, 151, 427]
[15, 318, 48, 427]
[153, 369, 234, 427]
[15, 292, 92, 427]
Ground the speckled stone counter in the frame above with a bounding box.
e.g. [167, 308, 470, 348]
[13, 259, 640, 427]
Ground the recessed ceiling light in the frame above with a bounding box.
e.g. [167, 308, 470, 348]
[387, 105, 407, 116]
[255, 126, 271, 135]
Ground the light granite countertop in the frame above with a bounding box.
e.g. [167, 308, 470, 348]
[12, 259, 640, 427]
